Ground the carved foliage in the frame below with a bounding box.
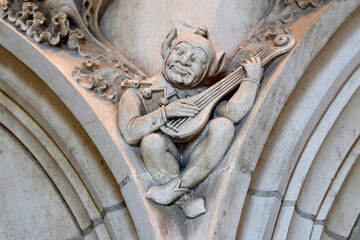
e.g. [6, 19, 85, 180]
[73, 57, 143, 102]
[292, 0, 323, 8]
[0, 0, 84, 48]
[262, 0, 324, 27]
[227, 27, 292, 72]
[1, 0, 147, 103]
[227, 0, 324, 72]
[0, 0, 323, 104]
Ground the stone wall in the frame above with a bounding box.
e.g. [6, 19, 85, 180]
[0, 0, 359, 239]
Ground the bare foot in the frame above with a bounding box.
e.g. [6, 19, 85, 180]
[176, 193, 207, 218]
[146, 177, 190, 205]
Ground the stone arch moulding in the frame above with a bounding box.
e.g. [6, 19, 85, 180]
[0, 1, 359, 240]
[0, 45, 137, 239]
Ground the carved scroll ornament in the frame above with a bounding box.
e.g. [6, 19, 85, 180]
[0, 0, 83, 48]
[0, 0, 146, 102]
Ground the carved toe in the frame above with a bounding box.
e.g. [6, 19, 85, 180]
[146, 178, 190, 205]
[176, 195, 207, 219]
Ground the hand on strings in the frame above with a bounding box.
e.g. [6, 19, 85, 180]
[243, 56, 263, 81]
[165, 99, 199, 118]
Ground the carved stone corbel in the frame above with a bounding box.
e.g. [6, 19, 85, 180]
[2, 0, 338, 239]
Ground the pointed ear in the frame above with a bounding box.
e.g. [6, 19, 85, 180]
[161, 28, 178, 59]
[209, 51, 227, 76]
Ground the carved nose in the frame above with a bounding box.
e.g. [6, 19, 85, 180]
[180, 53, 191, 66]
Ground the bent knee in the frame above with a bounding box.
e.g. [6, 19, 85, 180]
[141, 133, 166, 152]
[208, 117, 235, 139]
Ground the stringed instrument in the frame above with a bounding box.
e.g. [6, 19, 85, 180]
[160, 34, 296, 142]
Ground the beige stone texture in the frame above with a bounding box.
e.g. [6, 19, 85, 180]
[0, 0, 359, 239]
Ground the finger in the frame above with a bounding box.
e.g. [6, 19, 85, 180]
[179, 99, 197, 107]
[180, 102, 200, 110]
[177, 111, 196, 117]
[179, 104, 198, 110]
[181, 110, 198, 116]
[179, 106, 199, 113]
[256, 57, 261, 64]
[178, 107, 199, 113]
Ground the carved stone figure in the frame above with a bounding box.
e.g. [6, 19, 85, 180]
[1, 0, 296, 222]
[118, 26, 264, 218]
[3, 0, 360, 239]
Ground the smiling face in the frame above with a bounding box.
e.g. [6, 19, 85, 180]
[164, 41, 209, 88]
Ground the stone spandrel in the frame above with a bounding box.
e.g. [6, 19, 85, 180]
[1, 0, 360, 239]
[117, 25, 296, 219]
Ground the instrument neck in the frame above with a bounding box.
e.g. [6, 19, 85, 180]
[193, 48, 273, 108]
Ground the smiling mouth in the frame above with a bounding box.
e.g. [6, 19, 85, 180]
[170, 65, 191, 76]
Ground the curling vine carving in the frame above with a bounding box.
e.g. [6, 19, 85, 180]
[227, 0, 324, 71]
[73, 57, 143, 102]
[0, 0, 146, 102]
[0, 1, 83, 49]
[0, 0, 324, 103]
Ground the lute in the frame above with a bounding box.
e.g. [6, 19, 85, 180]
[160, 34, 296, 142]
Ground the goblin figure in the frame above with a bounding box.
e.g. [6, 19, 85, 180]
[118, 26, 263, 218]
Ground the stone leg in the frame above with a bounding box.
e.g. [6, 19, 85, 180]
[145, 118, 234, 207]
[180, 117, 235, 189]
[140, 133, 181, 185]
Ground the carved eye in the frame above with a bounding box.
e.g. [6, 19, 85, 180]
[178, 50, 185, 56]
[190, 56, 196, 62]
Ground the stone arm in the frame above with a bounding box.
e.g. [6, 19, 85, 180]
[118, 89, 165, 145]
[119, 88, 200, 144]
[215, 82, 259, 124]
[215, 57, 263, 124]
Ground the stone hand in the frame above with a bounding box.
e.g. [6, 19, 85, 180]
[165, 99, 200, 118]
[243, 56, 263, 81]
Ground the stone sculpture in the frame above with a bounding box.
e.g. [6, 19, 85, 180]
[4, 0, 358, 239]
[118, 26, 264, 218]
[0, 0, 296, 222]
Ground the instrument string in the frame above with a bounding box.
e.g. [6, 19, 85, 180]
[197, 71, 243, 108]
[194, 68, 242, 105]
[165, 48, 275, 131]
[173, 118, 188, 130]
[169, 71, 243, 131]
[172, 71, 243, 131]
[195, 72, 241, 108]
[194, 48, 272, 107]
[166, 67, 244, 129]
[169, 69, 244, 131]
[195, 48, 272, 108]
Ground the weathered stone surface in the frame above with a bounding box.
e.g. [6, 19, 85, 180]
[100, 0, 269, 76]
[0, 0, 359, 239]
[0, 126, 80, 240]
